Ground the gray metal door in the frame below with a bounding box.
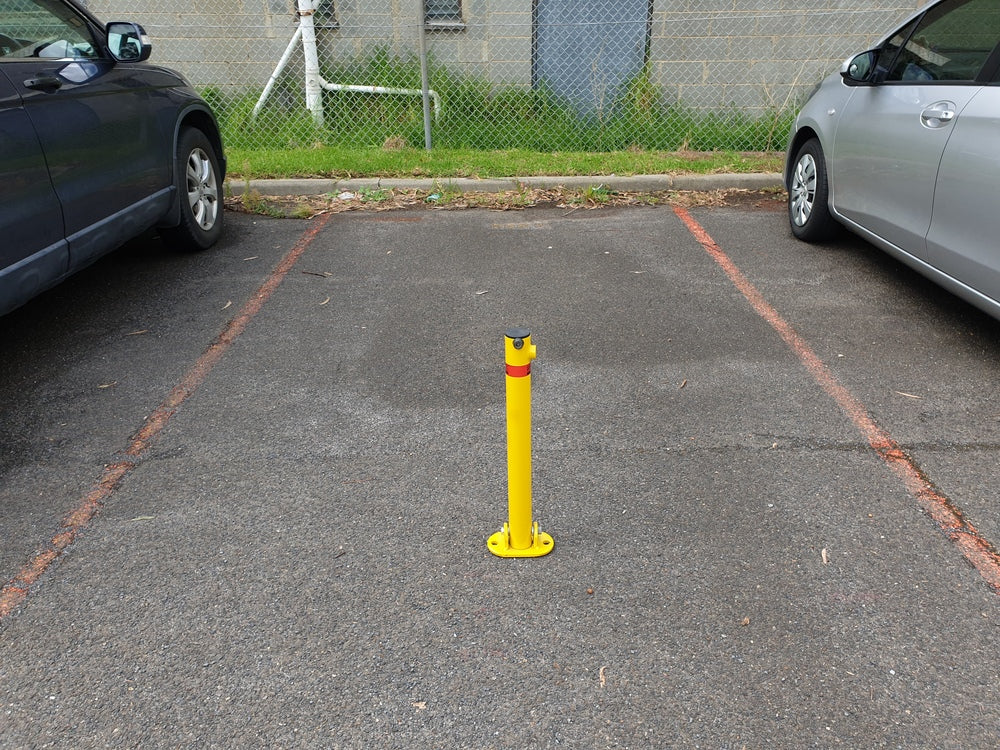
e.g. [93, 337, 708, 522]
[533, 0, 651, 116]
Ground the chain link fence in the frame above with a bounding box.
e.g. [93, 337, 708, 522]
[85, 0, 922, 152]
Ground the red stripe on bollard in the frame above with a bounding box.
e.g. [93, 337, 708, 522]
[506, 363, 531, 377]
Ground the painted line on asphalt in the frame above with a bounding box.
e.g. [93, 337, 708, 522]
[672, 205, 1000, 593]
[0, 213, 334, 620]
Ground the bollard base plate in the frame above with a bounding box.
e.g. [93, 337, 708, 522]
[487, 522, 554, 558]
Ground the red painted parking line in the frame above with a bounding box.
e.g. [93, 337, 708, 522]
[673, 205, 1000, 593]
[0, 213, 333, 620]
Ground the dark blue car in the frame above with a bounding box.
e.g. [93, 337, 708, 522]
[0, 0, 225, 316]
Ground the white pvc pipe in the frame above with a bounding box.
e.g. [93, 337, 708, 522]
[254, 0, 443, 132]
[252, 26, 302, 120]
[319, 81, 441, 122]
[298, 0, 324, 126]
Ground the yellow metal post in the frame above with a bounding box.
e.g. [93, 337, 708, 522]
[488, 328, 554, 558]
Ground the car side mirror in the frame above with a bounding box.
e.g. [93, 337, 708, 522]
[841, 50, 877, 86]
[106, 22, 151, 63]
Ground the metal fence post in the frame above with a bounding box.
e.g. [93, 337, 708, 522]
[416, 0, 433, 150]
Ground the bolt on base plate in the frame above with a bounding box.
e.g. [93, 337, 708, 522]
[487, 522, 554, 558]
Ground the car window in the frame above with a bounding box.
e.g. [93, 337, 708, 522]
[0, 0, 99, 60]
[873, 19, 921, 80]
[885, 0, 1000, 82]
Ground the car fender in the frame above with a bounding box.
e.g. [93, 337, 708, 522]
[785, 73, 856, 207]
[159, 103, 227, 229]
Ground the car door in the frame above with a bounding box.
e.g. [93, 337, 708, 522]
[0, 66, 67, 314]
[830, 0, 999, 255]
[924, 82, 1000, 306]
[2, 0, 169, 272]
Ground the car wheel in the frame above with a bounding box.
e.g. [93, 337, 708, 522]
[788, 138, 838, 243]
[164, 126, 223, 251]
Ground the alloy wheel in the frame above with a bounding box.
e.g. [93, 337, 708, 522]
[790, 153, 816, 228]
[185, 147, 219, 231]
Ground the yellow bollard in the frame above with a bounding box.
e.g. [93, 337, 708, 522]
[488, 328, 554, 558]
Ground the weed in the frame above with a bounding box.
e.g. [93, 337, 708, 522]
[239, 189, 287, 218]
[218, 49, 798, 154]
[583, 184, 612, 204]
[429, 180, 462, 204]
[359, 187, 391, 203]
[509, 182, 534, 207]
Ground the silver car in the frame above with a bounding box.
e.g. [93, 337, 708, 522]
[785, 0, 1000, 320]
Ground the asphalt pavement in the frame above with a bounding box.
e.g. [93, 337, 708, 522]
[1, 193, 999, 748]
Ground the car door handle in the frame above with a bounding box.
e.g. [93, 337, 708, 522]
[921, 102, 956, 128]
[24, 75, 62, 92]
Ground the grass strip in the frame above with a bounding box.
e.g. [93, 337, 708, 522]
[226, 146, 783, 180]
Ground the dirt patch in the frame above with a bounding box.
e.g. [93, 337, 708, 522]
[225, 185, 788, 219]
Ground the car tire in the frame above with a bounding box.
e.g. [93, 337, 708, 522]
[788, 138, 838, 243]
[164, 126, 223, 251]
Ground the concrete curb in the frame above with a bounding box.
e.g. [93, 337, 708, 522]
[227, 172, 784, 197]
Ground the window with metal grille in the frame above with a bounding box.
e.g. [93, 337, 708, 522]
[425, 0, 462, 24]
[315, 0, 338, 29]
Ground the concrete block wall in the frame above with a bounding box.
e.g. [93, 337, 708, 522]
[649, 2, 918, 112]
[86, 0, 304, 89]
[85, 0, 923, 113]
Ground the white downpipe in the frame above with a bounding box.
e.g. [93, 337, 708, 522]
[298, 0, 324, 126]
